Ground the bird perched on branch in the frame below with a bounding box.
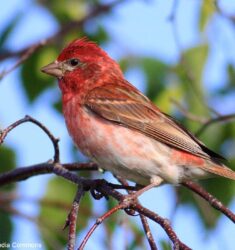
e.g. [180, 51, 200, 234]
[41, 38, 235, 190]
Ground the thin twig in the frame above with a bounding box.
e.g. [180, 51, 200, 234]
[66, 187, 85, 250]
[133, 203, 191, 250]
[96, 183, 191, 250]
[171, 98, 235, 136]
[0, 42, 45, 79]
[195, 113, 235, 136]
[78, 203, 124, 250]
[140, 215, 158, 250]
[170, 98, 207, 123]
[116, 176, 158, 250]
[182, 181, 235, 223]
[0, 115, 60, 162]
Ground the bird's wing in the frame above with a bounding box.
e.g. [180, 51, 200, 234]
[85, 82, 225, 162]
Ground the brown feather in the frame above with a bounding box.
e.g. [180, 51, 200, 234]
[85, 81, 226, 164]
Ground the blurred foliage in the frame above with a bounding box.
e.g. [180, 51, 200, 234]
[0, 146, 16, 243]
[199, 0, 215, 31]
[37, 0, 87, 24]
[160, 240, 172, 250]
[0, 0, 235, 249]
[21, 46, 58, 102]
[39, 177, 92, 249]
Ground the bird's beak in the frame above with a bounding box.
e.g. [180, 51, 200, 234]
[41, 61, 63, 78]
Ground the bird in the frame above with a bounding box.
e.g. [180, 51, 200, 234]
[41, 37, 235, 191]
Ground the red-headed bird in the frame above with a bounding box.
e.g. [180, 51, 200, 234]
[41, 38, 235, 187]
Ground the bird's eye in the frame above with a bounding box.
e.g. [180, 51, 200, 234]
[68, 58, 80, 67]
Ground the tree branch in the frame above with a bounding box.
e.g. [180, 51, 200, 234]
[116, 176, 158, 250]
[66, 187, 85, 250]
[182, 181, 235, 223]
[78, 203, 124, 250]
[0, 115, 60, 162]
[1, 115, 234, 249]
[0, 0, 125, 79]
[0, 162, 98, 187]
[195, 113, 235, 136]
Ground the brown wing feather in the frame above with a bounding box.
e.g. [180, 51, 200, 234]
[85, 82, 225, 163]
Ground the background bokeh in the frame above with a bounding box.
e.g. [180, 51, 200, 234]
[0, 0, 235, 249]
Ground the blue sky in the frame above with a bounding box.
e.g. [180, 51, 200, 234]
[0, 0, 235, 249]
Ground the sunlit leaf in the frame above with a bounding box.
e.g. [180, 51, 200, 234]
[199, 0, 215, 31]
[227, 64, 235, 88]
[39, 0, 87, 24]
[176, 45, 209, 131]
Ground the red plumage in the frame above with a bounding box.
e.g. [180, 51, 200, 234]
[41, 38, 235, 186]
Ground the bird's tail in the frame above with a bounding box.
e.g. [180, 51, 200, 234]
[201, 163, 235, 180]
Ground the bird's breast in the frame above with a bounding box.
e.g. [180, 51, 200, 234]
[62, 97, 173, 185]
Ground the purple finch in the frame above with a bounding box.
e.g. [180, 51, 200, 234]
[41, 38, 235, 187]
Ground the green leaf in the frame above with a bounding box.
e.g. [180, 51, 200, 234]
[141, 58, 169, 101]
[0, 210, 13, 243]
[0, 146, 16, 173]
[160, 240, 172, 250]
[227, 64, 235, 88]
[0, 146, 16, 190]
[119, 57, 170, 102]
[86, 25, 109, 44]
[156, 84, 183, 113]
[53, 98, 62, 114]
[199, 0, 215, 31]
[39, 0, 87, 24]
[39, 176, 92, 249]
[0, 146, 16, 243]
[176, 45, 209, 131]
[21, 46, 58, 102]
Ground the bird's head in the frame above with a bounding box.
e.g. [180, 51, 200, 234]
[41, 38, 123, 98]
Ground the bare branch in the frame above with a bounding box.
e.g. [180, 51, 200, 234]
[171, 99, 235, 136]
[0, 162, 98, 187]
[0, 115, 60, 162]
[133, 204, 191, 250]
[182, 181, 235, 223]
[195, 113, 235, 136]
[170, 98, 207, 123]
[140, 215, 158, 250]
[66, 187, 85, 250]
[78, 203, 124, 250]
[96, 183, 191, 250]
[116, 176, 158, 250]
